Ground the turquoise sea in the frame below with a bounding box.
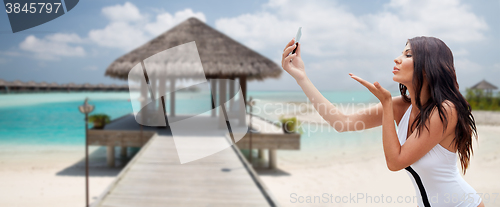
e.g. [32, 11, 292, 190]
[0, 90, 391, 153]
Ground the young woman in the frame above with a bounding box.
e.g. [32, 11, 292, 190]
[281, 36, 485, 207]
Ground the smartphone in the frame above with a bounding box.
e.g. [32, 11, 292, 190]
[291, 27, 302, 55]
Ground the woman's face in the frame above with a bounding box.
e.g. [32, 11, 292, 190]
[393, 43, 414, 86]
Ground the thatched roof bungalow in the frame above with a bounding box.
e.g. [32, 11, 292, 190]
[48, 82, 59, 91]
[38, 82, 49, 91]
[471, 79, 498, 96]
[8, 80, 26, 91]
[104, 17, 281, 122]
[471, 80, 497, 90]
[82, 83, 94, 91]
[0, 79, 8, 92]
[105, 17, 281, 101]
[105, 17, 281, 80]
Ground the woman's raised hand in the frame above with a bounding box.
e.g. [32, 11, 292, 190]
[350, 73, 392, 104]
[281, 38, 306, 81]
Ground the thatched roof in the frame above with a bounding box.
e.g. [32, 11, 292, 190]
[38, 82, 49, 87]
[108, 84, 118, 89]
[82, 83, 93, 89]
[0, 79, 6, 86]
[471, 80, 497, 90]
[95, 83, 107, 89]
[9, 80, 24, 87]
[66, 83, 77, 88]
[105, 17, 282, 81]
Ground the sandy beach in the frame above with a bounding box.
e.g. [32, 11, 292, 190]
[0, 101, 498, 206]
[255, 102, 500, 206]
[0, 145, 126, 207]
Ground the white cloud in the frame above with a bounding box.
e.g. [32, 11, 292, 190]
[216, 0, 489, 90]
[14, 3, 206, 61]
[89, 21, 150, 51]
[217, 0, 487, 55]
[454, 59, 484, 87]
[453, 48, 469, 56]
[144, 9, 206, 36]
[89, 3, 206, 51]
[101, 2, 144, 22]
[382, 0, 488, 42]
[19, 33, 86, 60]
[455, 59, 483, 73]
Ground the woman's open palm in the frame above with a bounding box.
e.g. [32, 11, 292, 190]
[281, 39, 306, 81]
[350, 73, 392, 104]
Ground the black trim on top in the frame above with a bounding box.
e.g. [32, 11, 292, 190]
[405, 166, 431, 207]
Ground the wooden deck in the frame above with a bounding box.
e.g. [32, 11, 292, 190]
[89, 114, 300, 168]
[236, 115, 300, 169]
[236, 115, 300, 150]
[91, 133, 278, 206]
[89, 113, 300, 206]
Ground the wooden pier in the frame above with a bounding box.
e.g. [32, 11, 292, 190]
[88, 114, 299, 206]
[91, 134, 277, 206]
[89, 114, 299, 169]
[235, 115, 300, 169]
[0, 79, 129, 93]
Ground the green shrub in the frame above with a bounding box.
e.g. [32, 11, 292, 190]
[279, 116, 303, 134]
[88, 113, 111, 129]
[465, 88, 500, 111]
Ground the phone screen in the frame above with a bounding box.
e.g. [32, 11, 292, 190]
[292, 27, 302, 54]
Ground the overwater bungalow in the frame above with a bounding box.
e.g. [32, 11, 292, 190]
[0, 80, 129, 93]
[48, 82, 60, 91]
[8, 80, 25, 92]
[81, 83, 94, 91]
[38, 82, 49, 92]
[0, 79, 8, 93]
[65, 83, 78, 91]
[471, 79, 498, 96]
[25, 81, 38, 92]
[95, 83, 107, 91]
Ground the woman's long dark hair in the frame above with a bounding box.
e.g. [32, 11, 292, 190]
[399, 36, 477, 175]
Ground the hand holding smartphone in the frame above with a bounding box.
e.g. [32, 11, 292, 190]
[289, 27, 302, 61]
[292, 27, 302, 53]
[282, 27, 306, 81]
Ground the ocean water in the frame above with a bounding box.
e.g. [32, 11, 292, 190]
[0, 93, 133, 145]
[0, 90, 383, 146]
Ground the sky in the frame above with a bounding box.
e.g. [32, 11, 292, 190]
[0, 0, 499, 92]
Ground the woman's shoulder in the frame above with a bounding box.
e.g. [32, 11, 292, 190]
[430, 100, 457, 116]
[393, 96, 411, 112]
[392, 96, 411, 125]
[441, 100, 456, 109]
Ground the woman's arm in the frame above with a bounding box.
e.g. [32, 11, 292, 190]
[389, 101, 457, 171]
[282, 39, 407, 132]
[350, 74, 457, 171]
[296, 77, 380, 132]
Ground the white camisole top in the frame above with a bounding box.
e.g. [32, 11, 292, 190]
[397, 104, 482, 207]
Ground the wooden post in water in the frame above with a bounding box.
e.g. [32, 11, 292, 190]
[107, 145, 115, 167]
[210, 79, 217, 117]
[219, 79, 227, 129]
[170, 79, 176, 117]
